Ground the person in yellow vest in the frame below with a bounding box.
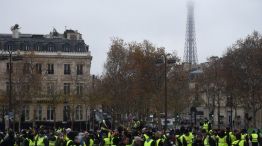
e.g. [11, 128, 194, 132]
[240, 129, 249, 144]
[143, 131, 155, 146]
[34, 129, 49, 146]
[232, 132, 245, 146]
[178, 128, 187, 146]
[175, 129, 183, 146]
[142, 128, 150, 142]
[55, 131, 65, 146]
[183, 129, 194, 146]
[155, 131, 163, 146]
[27, 129, 36, 146]
[48, 131, 56, 146]
[250, 130, 258, 146]
[216, 130, 229, 146]
[111, 130, 120, 146]
[229, 130, 237, 145]
[66, 131, 77, 146]
[83, 132, 94, 146]
[202, 119, 210, 133]
[208, 130, 217, 146]
[101, 131, 112, 146]
[202, 129, 216, 146]
[161, 131, 168, 145]
[225, 127, 233, 146]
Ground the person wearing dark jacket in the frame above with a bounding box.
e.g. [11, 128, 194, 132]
[66, 131, 77, 146]
[0, 129, 15, 146]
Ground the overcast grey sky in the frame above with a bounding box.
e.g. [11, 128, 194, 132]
[1, 0, 262, 74]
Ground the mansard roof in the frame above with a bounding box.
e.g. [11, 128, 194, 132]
[0, 31, 89, 53]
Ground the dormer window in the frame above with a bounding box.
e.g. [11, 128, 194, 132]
[63, 43, 71, 52]
[5, 42, 15, 51]
[21, 43, 30, 51]
[34, 43, 41, 51]
[69, 34, 77, 40]
[36, 45, 40, 51]
[75, 43, 83, 52]
[77, 47, 81, 52]
[47, 43, 55, 52]
[25, 45, 30, 51]
[48, 46, 53, 51]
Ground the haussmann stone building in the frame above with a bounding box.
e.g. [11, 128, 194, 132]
[0, 25, 93, 130]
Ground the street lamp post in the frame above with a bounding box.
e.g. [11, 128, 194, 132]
[8, 52, 13, 130]
[157, 53, 176, 133]
[163, 55, 168, 133]
[1, 48, 21, 130]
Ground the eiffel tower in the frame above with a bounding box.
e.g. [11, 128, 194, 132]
[183, 1, 198, 65]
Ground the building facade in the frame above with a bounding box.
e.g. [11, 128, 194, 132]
[0, 25, 92, 130]
[186, 62, 246, 129]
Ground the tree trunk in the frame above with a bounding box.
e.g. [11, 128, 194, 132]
[234, 107, 237, 129]
[18, 111, 21, 132]
[32, 104, 36, 128]
[71, 106, 74, 130]
[252, 88, 256, 128]
[217, 93, 221, 129]
[54, 106, 56, 129]
[13, 108, 16, 131]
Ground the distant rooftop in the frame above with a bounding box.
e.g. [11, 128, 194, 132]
[0, 24, 89, 53]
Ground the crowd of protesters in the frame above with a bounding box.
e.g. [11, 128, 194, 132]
[0, 119, 262, 146]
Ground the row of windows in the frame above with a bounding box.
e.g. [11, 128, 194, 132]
[6, 63, 84, 75]
[0, 42, 88, 52]
[6, 82, 85, 96]
[22, 105, 84, 121]
[63, 83, 84, 96]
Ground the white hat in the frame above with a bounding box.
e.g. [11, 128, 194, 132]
[66, 128, 71, 133]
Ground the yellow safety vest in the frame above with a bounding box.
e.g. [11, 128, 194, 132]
[162, 135, 167, 143]
[184, 134, 193, 146]
[218, 136, 228, 146]
[66, 140, 73, 146]
[203, 123, 209, 131]
[36, 136, 45, 146]
[232, 140, 245, 146]
[89, 138, 94, 146]
[144, 134, 149, 141]
[204, 136, 210, 146]
[241, 134, 247, 140]
[144, 139, 153, 146]
[230, 132, 236, 144]
[175, 135, 180, 145]
[251, 133, 258, 143]
[49, 140, 56, 146]
[178, 135, 185, 146]
[111, 137, 117, 146]
[104, 137, 111, 145]
[28, 138, 35, 146]
[156, 139, 162, 146]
